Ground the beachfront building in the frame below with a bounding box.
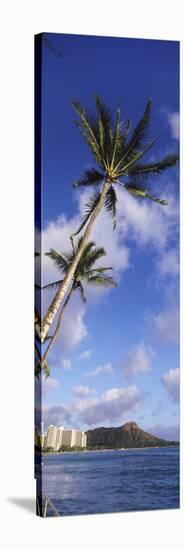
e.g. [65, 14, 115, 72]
[62, 429, 76, 447]
[75, 430, 87, 447]
[45, 425, 58, 450]
[75, 430, 83, 446]
[56, 426, 64, 450]
[81, 432, 87, 448]
[44, 425, 87, 449]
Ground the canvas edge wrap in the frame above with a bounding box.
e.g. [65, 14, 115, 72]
[34, 33, 43, 517]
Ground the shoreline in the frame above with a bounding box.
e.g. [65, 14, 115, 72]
[40, 445, 179, 456]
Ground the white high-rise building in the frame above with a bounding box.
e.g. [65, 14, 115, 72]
[46, 425, 58, 450]
[44, 425, 87, 450]
[56, 426, 64, 450]
[62, 429, 76, 447]
[81, 432, 87, 448]
[75, 430, 83, 446]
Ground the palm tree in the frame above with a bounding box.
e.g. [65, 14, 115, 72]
[36, 240, 116, 374]
[39, 96, 179, 342]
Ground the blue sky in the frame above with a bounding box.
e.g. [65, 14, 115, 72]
[37, 33, 179, 440]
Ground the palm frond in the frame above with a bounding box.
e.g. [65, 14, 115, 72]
[87, 274, 117, 288]
[112, 127, 128, 166]
[45, 249, 69, 273]
[43, 279, 63, 291]
[104, 185, 117, 229]
[43, 362, 50, 379]
[80, 247, 107, 271]
[85, 266, 113, 275]
[119, 139, 156, 174]
[70, 192, 101, 242]
[127, 99, 152, 150]
[72, 101, 103, 165]
[123, 183, 168, 205]
[115, 100, 153, 170]
[77, 282, 87, 303]
[127, 153, 179, 177]
[73, 168, 104, 188]
[95, 95, 113, 162]
[35, 363, 41, 379]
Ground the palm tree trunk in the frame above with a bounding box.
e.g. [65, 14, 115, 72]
[39, 285, 74, 367]
[39, 177, 110, 342]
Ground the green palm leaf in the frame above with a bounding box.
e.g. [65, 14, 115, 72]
[104, 186, 117, 229]
[95, 95, 113, 162]
[43, 279, 63, 291]
[123, 183, 168, 205]
[46, 240, 117, 302]
[45, 250, 69, 273]
[70, 192, 101, 243]
[127, 153, 179, 177]
[126, 99, 153, 151]
[72, 101, 103, 165]
[73, 167, 104, 188]
[87, 274, 117, 287]
[76, 281, 87, 303]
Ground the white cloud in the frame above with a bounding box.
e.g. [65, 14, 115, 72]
[48, 355, 72, 370]
[61, 358, 72, 370]
[75, 385, 142, 426]
[168, 112, 180, 140]
[152, 306, 179, 344]
[44, 377, 59, 391]
[122, 342, 154, 379]
[42, 405, 71, 431]
[84, 362, 114, 378]
[157, 248, 179, 278]
[79, 349, 92, 360]
[47, 298, 88, 355]
[73, 385, 94, 397]
[161, 368, 180, 402]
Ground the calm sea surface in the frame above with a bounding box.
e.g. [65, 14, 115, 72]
[41, 447, 179, 516]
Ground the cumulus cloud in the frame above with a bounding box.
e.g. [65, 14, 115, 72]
[116, 187, 178, 252]
[157, 248, 179, 278]
[50, 298, 88, 354]
[48, 355, 72, 370]
[74, 385, 142, 426]
[152, 306, 179, 344]
[161, 368, 180, 402]
[168, 112, 180, 140]
[73, 385, 94, 397]
[122, 342, 154, 379]
[79, 349, 92, 360]
[84, 362, 114, 378]
[42, 405, 72, 431]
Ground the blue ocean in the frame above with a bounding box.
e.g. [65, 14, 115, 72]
[41, 447, 179, 516]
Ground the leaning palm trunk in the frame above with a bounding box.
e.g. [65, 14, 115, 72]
[39, 177, 110, 342]
[38, 286, 74, 369]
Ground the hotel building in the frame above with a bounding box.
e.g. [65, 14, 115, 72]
[44, 425, 87, 450]
[45, 425, 58, 450]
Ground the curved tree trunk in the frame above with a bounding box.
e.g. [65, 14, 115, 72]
[40, 285, 74, 368]
[39, 177, 110, 342]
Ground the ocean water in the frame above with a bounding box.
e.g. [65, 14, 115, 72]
[41, 447, 179, 516]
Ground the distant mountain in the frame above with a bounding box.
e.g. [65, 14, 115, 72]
[86, 421, 179, 449]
